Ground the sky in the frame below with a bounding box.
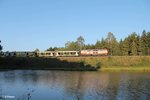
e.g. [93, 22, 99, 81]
[0, 0, 150, 51]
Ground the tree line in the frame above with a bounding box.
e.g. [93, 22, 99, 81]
[1, 30, 150, 56]
[47, 30, 150, 56]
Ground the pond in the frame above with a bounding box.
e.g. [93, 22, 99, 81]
[0, 70, 149, 100]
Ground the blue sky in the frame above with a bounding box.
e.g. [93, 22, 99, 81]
[0, 0, 150, 51]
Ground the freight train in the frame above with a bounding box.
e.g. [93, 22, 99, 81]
[1, 49, 108, 57]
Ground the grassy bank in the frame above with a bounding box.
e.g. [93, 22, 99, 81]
[58, 56, 150, 72]
[100, 67, 150, 72]
[0, 56, 150, 71]
[0, 57, 97, 71]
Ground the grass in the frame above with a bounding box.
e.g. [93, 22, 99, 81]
[100, 67, 150, 72]
[0, 57, 97, 71]
[58, 56, 150, 67]
[58, 56, 150, 72]
[0, 56, 150, 71]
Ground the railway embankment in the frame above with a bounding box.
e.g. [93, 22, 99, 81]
[58, 56, 150, 72]
[0, 56, 150, 71]
[0, 57, 98, 71]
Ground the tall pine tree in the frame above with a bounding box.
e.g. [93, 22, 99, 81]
[141, 30, 149, 55]
[0, 40, 2, 51]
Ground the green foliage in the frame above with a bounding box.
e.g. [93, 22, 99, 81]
[103, 32, 118, 55]
[0, 40, 2, 51]
[123, 32, 141, 56]
[141, 30, 150, 55]
[85, 44, 95, 49]
[65, 36, 85, 50]
[65, 41, 80, 50]
[77, 36, 85, 50]
[95, 38, 107, 49]
[46, 47, 66, 51]
[46, 30, 150, 56]
[0, 40, 2, 57]
[34, 48, 40, 52]
[118, 39, 124, 56]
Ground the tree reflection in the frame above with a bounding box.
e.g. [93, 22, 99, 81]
[0, 71, 149, 100]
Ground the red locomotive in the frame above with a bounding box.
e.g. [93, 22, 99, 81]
[80, 49, 108, 56]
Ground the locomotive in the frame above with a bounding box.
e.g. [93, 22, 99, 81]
[80, 49, 108, 56]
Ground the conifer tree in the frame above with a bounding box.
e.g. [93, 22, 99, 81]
[118, 39, 124, 56]
[141, 30, 148, 55]
[0, 40, 2, 51]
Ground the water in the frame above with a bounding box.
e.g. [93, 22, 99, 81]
[0, 70, 149, 100]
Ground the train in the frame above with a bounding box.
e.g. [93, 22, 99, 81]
[2, 51, 37, 57]
[1, 49, 108, 57]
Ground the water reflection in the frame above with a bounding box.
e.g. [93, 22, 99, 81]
[0, 70, 149, 100]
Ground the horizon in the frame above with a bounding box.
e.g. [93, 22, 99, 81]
[0, 0, 150, 51]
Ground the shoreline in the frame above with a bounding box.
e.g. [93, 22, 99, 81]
[0, 67, 97, 71]
[0, 67, 150, 72]
[99, 67, 150, 72]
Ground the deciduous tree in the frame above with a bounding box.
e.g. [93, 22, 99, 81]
[76, 36, 85, 50]
[105, 32, 118, 55]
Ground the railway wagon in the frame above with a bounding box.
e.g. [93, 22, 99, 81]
[37, 51, 79, 57]
[80, 49, 108, 56]
[2, 51, 37, 57]
[37, 51, 55, 57]
[55, 51, 79, 57]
